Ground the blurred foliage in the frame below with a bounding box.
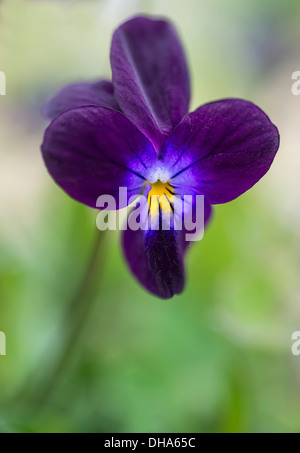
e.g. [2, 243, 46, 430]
[1, 0, 300, 433]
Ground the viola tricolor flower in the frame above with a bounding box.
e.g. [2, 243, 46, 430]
[41, 16, 280, 299]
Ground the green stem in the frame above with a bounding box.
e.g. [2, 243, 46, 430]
[38, 230, 106, 406]
[14, 230, 107, 409]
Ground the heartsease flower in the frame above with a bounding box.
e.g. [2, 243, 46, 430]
[41, 16, 280, 299]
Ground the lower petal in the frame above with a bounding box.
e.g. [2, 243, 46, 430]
[123, 226, 185, 299]
[122, 197, 212, 299]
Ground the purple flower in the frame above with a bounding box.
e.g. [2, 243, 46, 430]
[41, 16, 280, 299]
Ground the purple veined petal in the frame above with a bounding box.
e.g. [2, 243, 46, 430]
[43, 80, 120, 120]
[122, 197, 212, 299]
[162, 99, 280, 204]
[123, 226, 185, 299]
[41, 106, 157, 209]
[110, 16, 191, 154]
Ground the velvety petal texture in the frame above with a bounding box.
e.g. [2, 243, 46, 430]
[41, 15, 280, 301]
[123, 227, 185, 299]
[44, 80, 120, 120]
[122, 198, 212, 299]
[163, 99, 280, 204]
[41, 106, 157, 209]
[111, 16, 191, 154]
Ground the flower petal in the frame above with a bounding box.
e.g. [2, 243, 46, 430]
[123, 227, 185, 299]
[41, 106, 157, 209]
[44, 80, 120, 120]
[110, 16, 191, 154]
[122, 198, 212, 299]
[162, 99, 280, 204]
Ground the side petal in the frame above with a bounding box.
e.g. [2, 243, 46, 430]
[110, 16, 191, 154]
[41, 106, 157, 209]
[44, 80, 120, 120]
[162, 99, 280, 204]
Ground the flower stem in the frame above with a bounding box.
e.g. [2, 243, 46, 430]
[15, 230, 107, 409]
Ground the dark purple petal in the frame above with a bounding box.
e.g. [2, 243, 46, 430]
[123, 227, 185, 299]
[122, 198, 212, 299]
[162, 99, 280, 204]
[41, 106, 157, 209]
[44, 80, 120, 120]
[110, 16, 190, 154]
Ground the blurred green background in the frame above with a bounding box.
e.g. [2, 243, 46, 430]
[1, 0, 300, 433]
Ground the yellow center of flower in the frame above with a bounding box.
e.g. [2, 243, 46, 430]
[147, 180, 175, 215]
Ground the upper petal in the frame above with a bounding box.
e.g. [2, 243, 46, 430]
[44, 80, 120, 120]
[162, 99, 280, 204]
[110, 16, 191, 154]
[41, 106, 157, 209]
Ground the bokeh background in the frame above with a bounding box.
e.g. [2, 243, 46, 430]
[1, 0, 300, 433]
